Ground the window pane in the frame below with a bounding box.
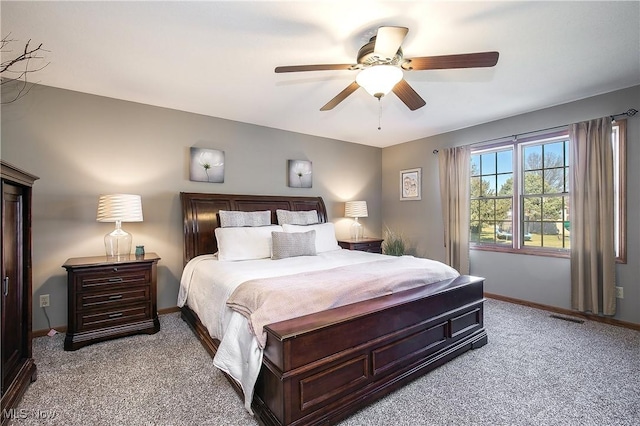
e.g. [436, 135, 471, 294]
[481, 177, 495, 196]
[497, 173, 513, 195]
[524, 145, 542, 171]
[496, 199, 512, 221]
[523, 170, 543, 194]
[496, 150, 512, 173]
[481, 153, 496, 174]
[559, 219, 571, 249]
[542, 196, 563, 221]
[544, 142, 564, 168]
[496, 223, 512, 241]
[522, 222, 541, 247]
[470, 199, 480, 219]
[495, 198, 513, 244]
[470, 176, 481, 197]
[523, 196, 542, 220]
[477, 221, 495, 243]
[540, 221, 570, 249]
[470, 221, 481, 242]
[486, 222, 498, 243]
[479, 199, 495, 221]
[471, 155, 480, 176]
[611, 121, 625, 261]
[544, 168, 564, 193]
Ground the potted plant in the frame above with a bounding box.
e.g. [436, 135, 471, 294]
[382, 226, 406, 256]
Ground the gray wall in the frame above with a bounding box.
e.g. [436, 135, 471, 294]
[1, 85, 382, 332]
[382, 85, 640, 325]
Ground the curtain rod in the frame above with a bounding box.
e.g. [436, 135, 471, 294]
[432, 108, 637, 154]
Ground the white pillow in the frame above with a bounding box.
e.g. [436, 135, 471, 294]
[215, 225, 283, 261]
[282, 223, 340, 253]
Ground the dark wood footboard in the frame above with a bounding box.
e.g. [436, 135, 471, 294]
[181, 274, 486, 426]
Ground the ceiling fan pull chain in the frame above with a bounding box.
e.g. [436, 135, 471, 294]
[378, 97, 382, 130]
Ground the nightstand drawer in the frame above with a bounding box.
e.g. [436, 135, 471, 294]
[77, 286, 150, 310]
[353, 242, 382, 253]
[338, 239, 384, 254]
[74, 266, 150, 291]
[76, 303, 152, 331]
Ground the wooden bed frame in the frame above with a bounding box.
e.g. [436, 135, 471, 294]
[180, 192, 487, 426]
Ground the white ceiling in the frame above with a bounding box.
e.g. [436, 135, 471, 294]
[2, 1, 639, 148]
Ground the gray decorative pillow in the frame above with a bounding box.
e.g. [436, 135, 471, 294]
[276, 209, 319, 225]
[271, 230, 317, 260]
[219, 210, 271, 227]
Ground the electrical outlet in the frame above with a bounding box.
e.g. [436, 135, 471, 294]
[616, 286, 624, 299]
[39, 294, 50, 307]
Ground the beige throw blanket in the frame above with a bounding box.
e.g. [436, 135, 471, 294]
[226, 256, 459, 348]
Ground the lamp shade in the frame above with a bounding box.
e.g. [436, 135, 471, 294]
[355, 65, 403, 98]
[345, 201, 368, 218]
[97, 194, 143, 222]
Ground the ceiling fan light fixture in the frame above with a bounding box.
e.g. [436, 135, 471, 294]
[275, 26, 498, 111]
[356, 65, 403, 98]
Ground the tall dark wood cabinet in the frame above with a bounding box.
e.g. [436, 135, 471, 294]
[1, 161, 38, 424]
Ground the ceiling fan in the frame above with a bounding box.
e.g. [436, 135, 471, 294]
[275, 26, 499, 111]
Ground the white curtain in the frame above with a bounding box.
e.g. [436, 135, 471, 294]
[569, 117, 616, 315]
[438, 146, 470, 275]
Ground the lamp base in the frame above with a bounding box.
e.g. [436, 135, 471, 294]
[350, 218, 364, 241]
[104, 223, 132, 257]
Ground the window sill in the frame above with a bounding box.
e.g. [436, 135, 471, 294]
[471, 244, 569, 259]
[470, 245, 626, 264]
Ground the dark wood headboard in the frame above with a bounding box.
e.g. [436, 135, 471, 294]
[180, 192, 328, 264]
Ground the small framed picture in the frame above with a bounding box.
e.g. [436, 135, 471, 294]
[190, 147, 225, 183]
[288, 160, 312, 188]
[400, 168, 421, 201]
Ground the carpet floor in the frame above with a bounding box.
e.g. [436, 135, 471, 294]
[10, 299, 640, 425]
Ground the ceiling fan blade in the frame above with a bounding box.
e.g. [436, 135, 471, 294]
[373, 26, 409, 60]
[392, 79, 426, 111]
[320, 82, 360, 111]
[275, 64, 354, 73]
[404, 51, 499, 70]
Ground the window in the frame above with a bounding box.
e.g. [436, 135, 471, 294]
[470, 148, 514, 246]
[470, 120, 626, 261]
[612, 120, 627, 262]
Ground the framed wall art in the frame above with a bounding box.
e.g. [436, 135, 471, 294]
[189, 147, 225, 183]
[400, 168, 421, 200]
[287, 160, 313, 188]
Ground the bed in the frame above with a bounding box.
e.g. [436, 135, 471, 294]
[179, 192, 487, 426]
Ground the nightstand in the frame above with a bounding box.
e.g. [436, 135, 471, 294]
[62, 253, 161, 351]
[338, 238, 384, 254]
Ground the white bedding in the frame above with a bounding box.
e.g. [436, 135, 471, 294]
[177, 249, 459, 412]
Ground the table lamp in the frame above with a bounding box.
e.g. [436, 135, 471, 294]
[345, 200, 368, 240]
[97, 194, 143, 257]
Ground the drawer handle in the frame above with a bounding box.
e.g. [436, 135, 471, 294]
[108, 295, 123, 300]
[108, 312, 123, 318]
[108, 277, 123, 283]
[3, 277, 8, 296]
